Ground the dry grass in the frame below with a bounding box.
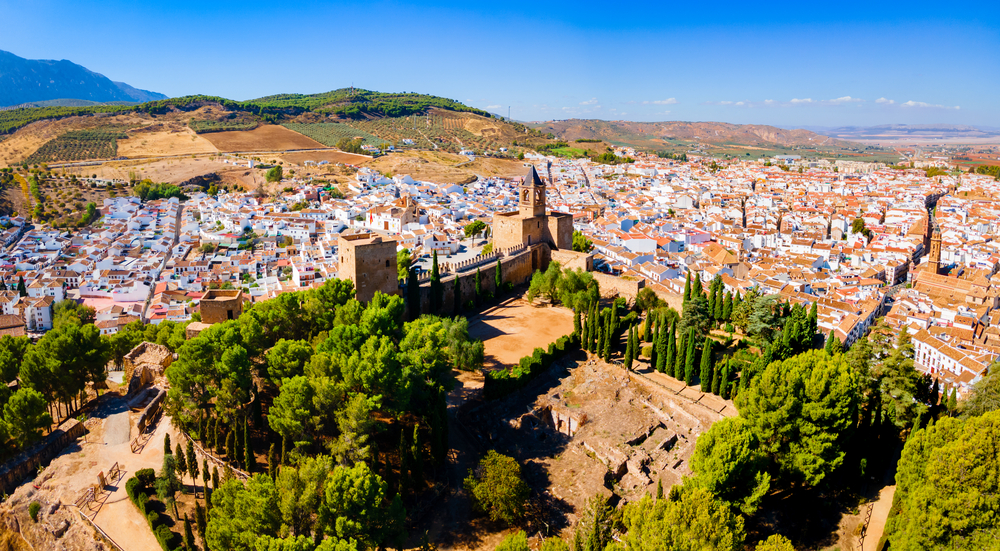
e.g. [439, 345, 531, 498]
[117, 127, 218, 157]
[363, 150, 527, 184]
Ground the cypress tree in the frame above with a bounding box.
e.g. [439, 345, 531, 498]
[684, 329, 697, 386]
[244, 419, 254, 472]
[655, 317, 667, 373]
[825, 330, 842, 355]
[17, 276, 27, 297]
[453, 274, 461, 314]
[407, 265, 420, 320]
[398, 429, 411, 498]
[602, 309, 613, 362]
[226, 429, 236, 463]
[183, 514, 196, 551]
[674, 329, 686, 378]
[495, 258, 502, 292]
[719, 360, 731, 399]
[643, 311, 653, 343]
[699, 337, 714, 392]
[723, 291, 733, 321]
[195, 502, 207, 546]
[948, 388, 958, 413]
[281, 434, 289, 465]
[581, 307, 589, 350]
[211, 467, 219, 495]
[665, 322, 677, 378]
[474, 267, 482, 305]
[648, 315, 658, 368]
[587, 303, 597, 353]
[198, 415, 206, 445]
[411, 424, 423, 490]
[175, 443, 188, 490]
[713, 283, 724, 320]
[808, 301, 819, 339]
[624, 325, 634, 370]
[202, 458, 210, 499]
[574, 307, 582, 337]
[683, 271, 691, 302]
[267, 443, 278, 480]
[164, 433, 171, 454]
[693, 272, 703, 300]
[708, 280, 718, 320]
[656, 479, 664, 500]
[429, 250, 442, 313]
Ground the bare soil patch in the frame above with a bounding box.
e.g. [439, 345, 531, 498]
[118, 127, 218, 157]
[200, 125, 325, 152]
[467, 297, 575, 369]
[363, 150, 526, 184]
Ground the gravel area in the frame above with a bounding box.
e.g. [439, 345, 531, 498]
[104, 412, 131, 446]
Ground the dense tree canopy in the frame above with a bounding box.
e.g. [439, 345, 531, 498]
[689, 417, 771, 514]
[886, 411, 1000, 550]
[617, 487, 745, 551]
[463, 450, 530, 525]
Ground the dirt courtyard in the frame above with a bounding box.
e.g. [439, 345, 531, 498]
[467, 297, 575, 370]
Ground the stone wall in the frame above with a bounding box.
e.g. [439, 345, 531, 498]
[0, 420, 85, 495]
[550, 249, 594, 272]
[407, 244, 544, 317]
[339, 233, 400, 303]
[591, 272, 646, 299]
[547, 211, 574, 250]
[200, 289, 244, 324]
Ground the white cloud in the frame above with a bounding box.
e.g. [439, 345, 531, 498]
[486, 104, 501, 110]
[790, 98, 814, 103]
[735, 101, 745, 106]
[875, 97, 895, 105]
[580, 98, 598, 105]
[643, 98, 678, 105]
[828, 96, 864, 104]
[902, 100, 960, 110]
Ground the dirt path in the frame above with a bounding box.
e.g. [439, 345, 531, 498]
[861, 485, 895, 550]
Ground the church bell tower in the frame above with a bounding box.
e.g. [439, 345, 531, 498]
[519, 165, 546, 218]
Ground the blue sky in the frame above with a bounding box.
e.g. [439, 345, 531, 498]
[3, 0, 998, 127]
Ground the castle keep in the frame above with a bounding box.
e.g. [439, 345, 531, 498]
[492, 165, 574, 253]
[339, 232, 400, 303]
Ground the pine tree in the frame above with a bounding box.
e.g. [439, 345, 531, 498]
[244, 419, 254, 472]
[453, 274, 461, 314]
[684, 329, 697, 386]
[683, 271, 692, 302]
[655, 317, 667, 373]
[699, 337, 713, 392]
[429, 250, 442, 313]
[183, 514, 196, 551]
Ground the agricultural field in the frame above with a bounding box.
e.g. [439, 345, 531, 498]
[282, 122, 384, 147]
[188, 119, 259, 133]
[343, 112, 516, 154]
[550, 146, 588, 158]
[199, 125, 325, 152]
[24, 125, 135, 164]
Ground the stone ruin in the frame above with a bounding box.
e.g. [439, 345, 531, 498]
[122, 341, 173, 398]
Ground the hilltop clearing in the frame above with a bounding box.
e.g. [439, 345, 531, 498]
[361, 150, 529, 184]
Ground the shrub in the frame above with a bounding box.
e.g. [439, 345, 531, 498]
[153, 524, 175, 551]
[125, 476, 141, 501]
[28, 501, 40, 522]
[642, 345, 653, 358]
[484, 334, 578, 399]
[135, 468, 155, 487]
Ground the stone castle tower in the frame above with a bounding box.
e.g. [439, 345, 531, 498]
[338, 232, 399, 303]
[493, 166, 573, 254]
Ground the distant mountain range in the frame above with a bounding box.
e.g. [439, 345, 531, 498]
[531, 119, 845, 148]
[0, 49, 167, 107]
[786, 124, 1000, 140]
